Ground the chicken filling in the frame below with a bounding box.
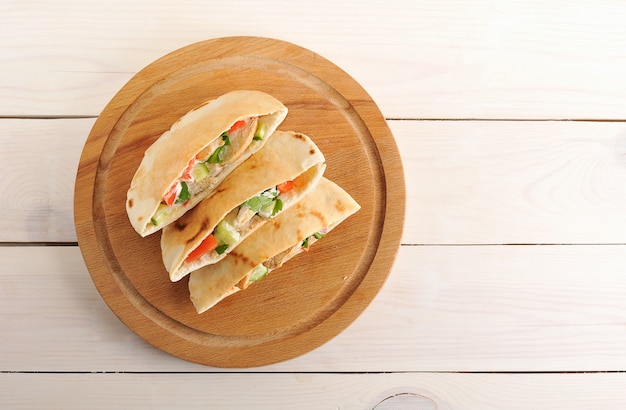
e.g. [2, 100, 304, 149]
[151, 117, 268, 226]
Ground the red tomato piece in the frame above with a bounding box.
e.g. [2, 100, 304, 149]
[229, 120, 246, 133]
[181, 157, 195, 181]
[163, 183, 179, 206]
[277, 180, 294, 194]
[185, 234, 218, 262]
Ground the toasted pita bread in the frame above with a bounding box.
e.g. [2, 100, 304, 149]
[161, 131, 326, 282]
[126, 90, 288, 237]
[188, 177, 360, 314]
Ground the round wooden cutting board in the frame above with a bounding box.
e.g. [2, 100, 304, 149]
[74, 36, 405, 368]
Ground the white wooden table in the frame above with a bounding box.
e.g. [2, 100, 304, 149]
[3, 1, 626, 408]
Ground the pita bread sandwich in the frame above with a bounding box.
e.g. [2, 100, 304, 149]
[126, 90, 288, 237]
[188, 177, 360, 314]
[161, 131, 326, 282]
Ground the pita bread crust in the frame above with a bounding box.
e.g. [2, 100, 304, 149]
[161, 131, 326, 282]
[188, 178, 361, 314]
[126, 90, 288, 237]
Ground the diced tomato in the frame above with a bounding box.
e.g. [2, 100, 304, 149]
[229, 120, 246, 133]
[181, 157, 195, 181]
[185, 234, 218, 263]
[277, 180, 294, 194]
[163, 183, 179, 206]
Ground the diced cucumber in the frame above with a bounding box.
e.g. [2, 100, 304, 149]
[192, 162, 210, 182]
[151, 204, 169, 226]
[214, 219, 240, 246]
[249, 264, 269, 283]
[254, 122, 268, 140]
[258, 200, 276, 218]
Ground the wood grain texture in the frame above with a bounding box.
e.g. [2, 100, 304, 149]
[4, 119, 626, 244]
[0, 119, 91, 242]
[2, 1, 626, 119]
[397, 120, 626, 244]
[73, 37, 404, 367]
[3, 372, 626, 409]
[4, 0, 626, 406]
[3, 246, 626, 372]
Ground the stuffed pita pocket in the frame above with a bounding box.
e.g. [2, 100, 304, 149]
[126, 90, 288, 237]
[161, 131, 326, 282]
[188, 177, 360, 314]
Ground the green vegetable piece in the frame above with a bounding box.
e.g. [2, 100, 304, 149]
[192, 162, 210, 182]
[207, 146, 224, 164]
[245, 187, 279, 214]
[249, 265, 269, 283]
[302, 237, 310, 249]
[214, 220, 240, 246]
[314, 232, 325, 240]
[175, 181, 190, 204]
[215, 244, 229, 255]
[151, 205, 169, 226]
[259, 193, 275, 207]
[253, 122, 267, 141]
[272, 198, 283, 216]
[258, 188, 278, 216]
[258, 201, 275, 218]
[244, 196, 262, 212]
[207, 134, 231, 164]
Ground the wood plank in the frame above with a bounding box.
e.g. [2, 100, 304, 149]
[397, 120, 626, 244]
[2, 245, 626, 372]
[0, 119, 91, 242]
[2, 1, 626, 119]
[4, 119, 626, 244]
[2, 372, 626, 409]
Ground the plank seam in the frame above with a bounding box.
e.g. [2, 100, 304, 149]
[2, 370, 626, 374]
[386, 118, 626, 122]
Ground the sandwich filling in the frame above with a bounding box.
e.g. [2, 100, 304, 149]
[184, 180, 298, 264]
[151, 117, 266, 227]
[237, 230, 326, 289]
[187, 177, 362, 314]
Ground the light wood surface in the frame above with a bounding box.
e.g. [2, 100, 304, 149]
[3, 372, 626, 409]
[3, 245, 626, 372]
[3, 0, 626, 408]
[6, 119, 626, 244]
